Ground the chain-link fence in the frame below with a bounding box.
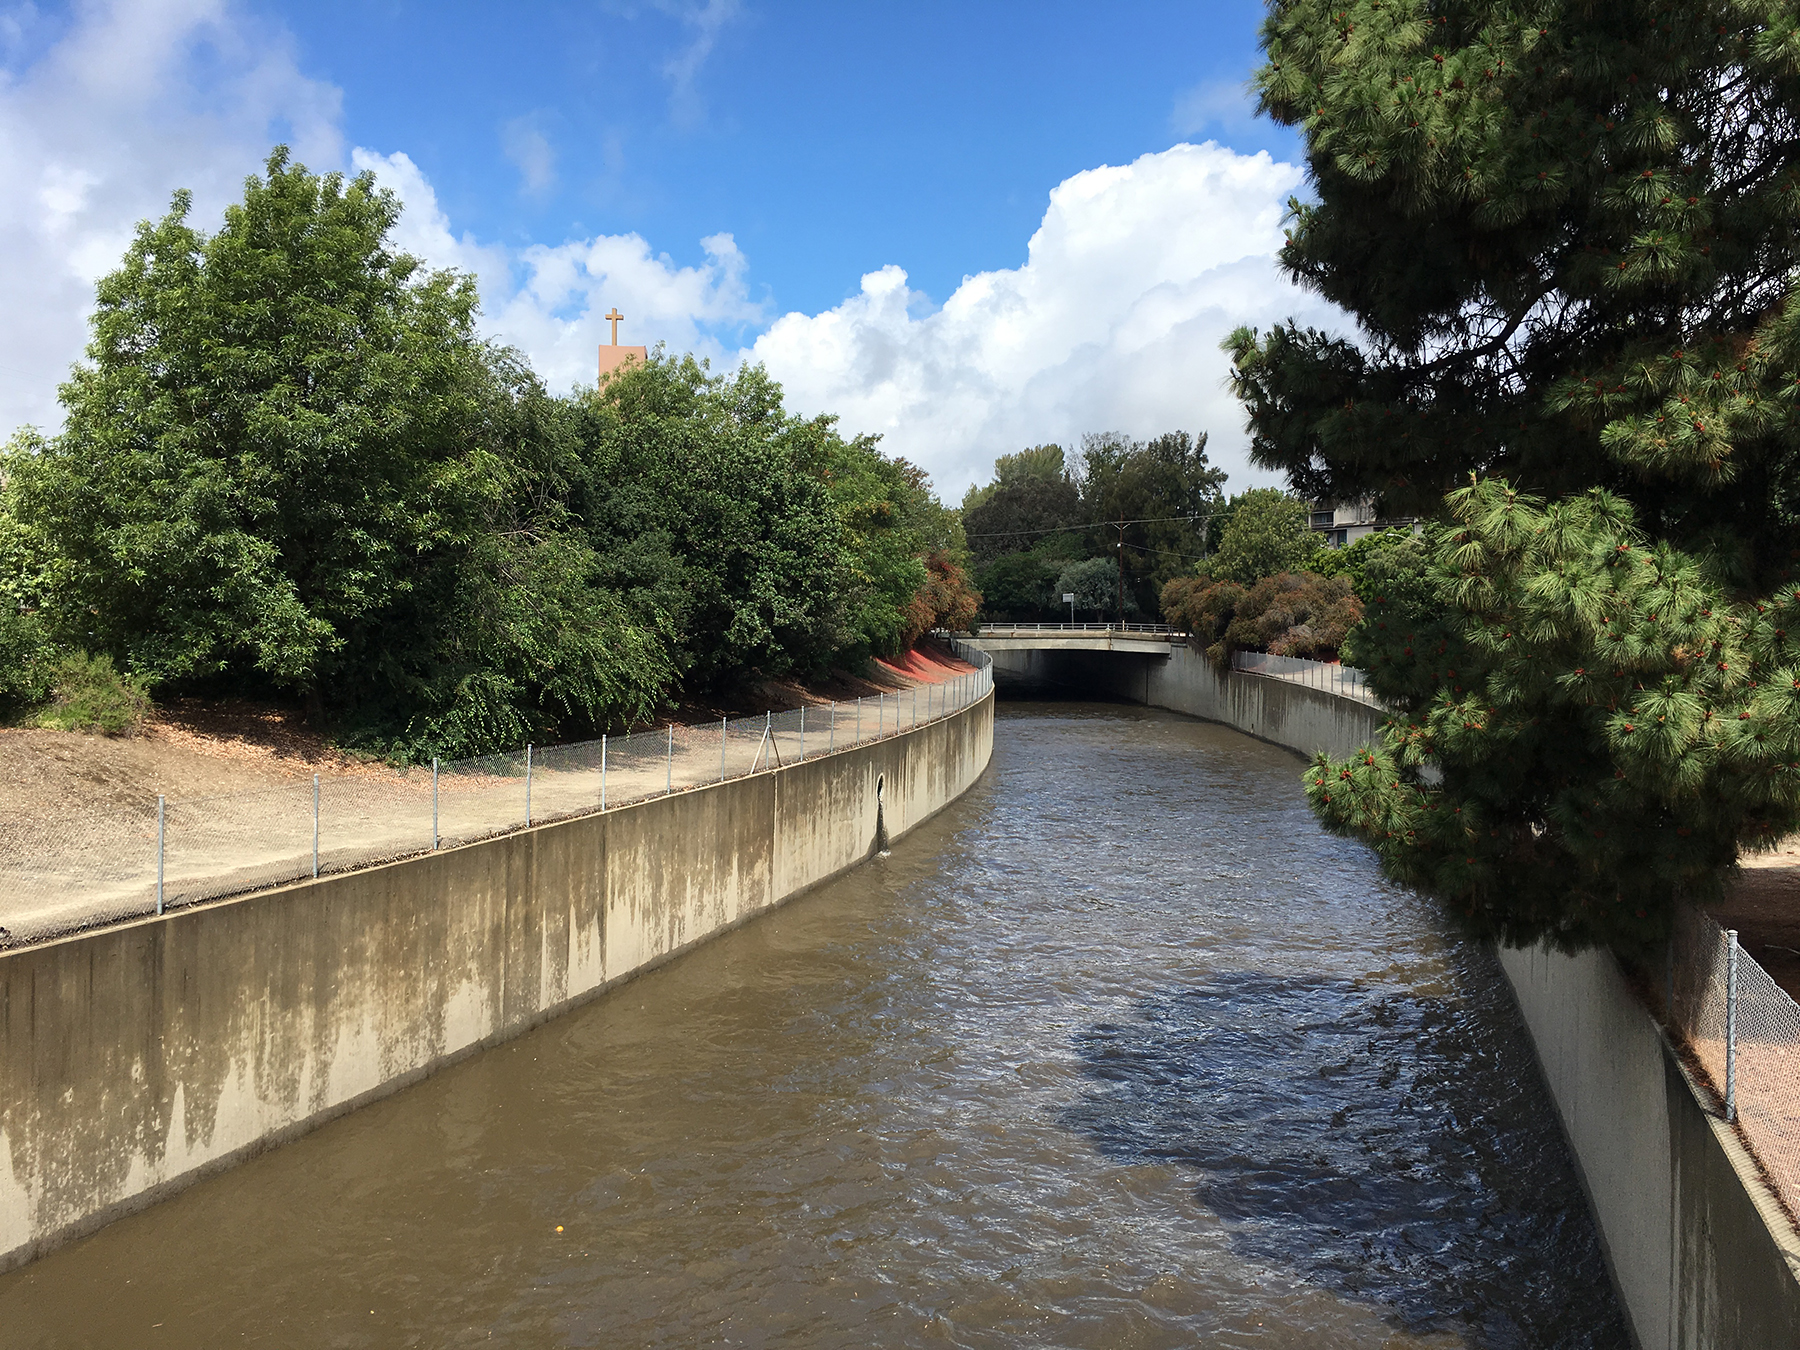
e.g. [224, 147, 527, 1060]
[1661, 903, 1800, 1223]
[0, 650, 993, 949]
[1230, 649, 1379, 705]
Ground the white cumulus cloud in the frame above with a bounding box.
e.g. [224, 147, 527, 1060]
[750, 141, 1334, 496]
[0, 0, 342, 437]
[0, 2, 1334, 504]
[352, 147, 763, 393]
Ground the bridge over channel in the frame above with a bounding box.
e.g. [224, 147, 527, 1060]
[951, 623, 1376, 706]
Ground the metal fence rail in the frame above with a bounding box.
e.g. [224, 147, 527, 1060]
[1230, 649, 1379, 705]
[0, 651, 993, 948]
[1664, 904, 1800, 1221]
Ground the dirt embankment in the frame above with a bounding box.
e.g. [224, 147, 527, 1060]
[1714, 842, 1800, 1002]
[0, 641, 975, 824]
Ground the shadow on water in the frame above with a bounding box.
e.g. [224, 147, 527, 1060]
[1060, 959, 1630, 1350]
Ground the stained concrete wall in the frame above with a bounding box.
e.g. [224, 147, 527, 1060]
[1498, 944, 1800, 1349]
[984, 638, 1800, 1349]
[0, 694, 993, 1273]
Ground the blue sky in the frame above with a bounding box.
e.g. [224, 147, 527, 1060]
[0, 0, 1336, 494]
[277, 1, 1296, 320]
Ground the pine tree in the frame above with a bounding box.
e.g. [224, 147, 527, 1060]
[1313, 479, 1800, 950]
[1233, 0, 1800, 558]
[1234, 1, 1800, 947]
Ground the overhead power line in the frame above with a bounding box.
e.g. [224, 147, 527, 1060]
[963, 515, 1211, 541]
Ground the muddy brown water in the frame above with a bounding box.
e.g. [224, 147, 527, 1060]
[0, 703, 1627, 1348]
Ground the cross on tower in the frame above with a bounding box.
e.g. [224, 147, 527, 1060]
[605, 308, 624, 345]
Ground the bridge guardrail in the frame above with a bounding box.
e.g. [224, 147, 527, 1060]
[0, 649, 995, 949]
[962, 622, 1175, 636]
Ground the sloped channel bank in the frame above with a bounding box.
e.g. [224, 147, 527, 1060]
[0, 693, 994, 1273]
[994, 640, 1800, 1349]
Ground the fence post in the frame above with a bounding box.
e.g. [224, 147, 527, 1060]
[526, 744, 533, 825]
[667, 724, 674, 795]
[855, 697, 862, 744]
[155, 794, 165, 916]
[878, 693, 884, 737]
[721, 718, 728, 782]
[312, 773, 320, 878]
[800, 705, 806, 761]
[600, 734, 607, 809]
[432, 757, 440, 850]
[1726, 928, 1740, 1123]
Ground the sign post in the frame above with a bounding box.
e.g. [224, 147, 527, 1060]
[1063, 592, 1076, 625]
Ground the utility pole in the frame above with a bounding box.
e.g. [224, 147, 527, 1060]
[1115, 516, 1126, 626]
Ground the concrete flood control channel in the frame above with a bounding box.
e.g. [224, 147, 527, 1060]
[0, 690, 995, 1277]
[0, 702, 1626, 1348]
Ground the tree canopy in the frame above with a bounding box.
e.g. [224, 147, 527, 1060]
[1207, 488, 1319, 582]
[963, 446, 1082, 564]
[1231, 0, 1800, 574]
[0, 148, 976, 756]
[964, 431, 1225, 619]
[1313, 480, 1800, 952]
[1232, 0, 1800, 948]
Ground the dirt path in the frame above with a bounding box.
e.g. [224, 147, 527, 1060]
[0, 646, 978, 947]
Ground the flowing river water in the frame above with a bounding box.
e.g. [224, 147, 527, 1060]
[0, 702, 1629, 1348]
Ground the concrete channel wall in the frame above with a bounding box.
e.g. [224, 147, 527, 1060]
[975, 637, 1800, 1348]
[1497, 943, 1800, 1348]
[0, 694, 994, 1274]
[981, 641, 1381, 761]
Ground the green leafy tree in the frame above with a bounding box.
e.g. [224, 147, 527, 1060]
[1055, 556, 1133, 619]
[1310, 526, 1417, 596]
[974, 543, 1075, 621]
[964, 447, 1082, 563]
[6, 149, 494, 694]
[2, 149, 672, 755]
[1077, 431, 1227, 603]
[565, 356, 855, 686]
[0, 148, 973, 754]
[1208, 488, 1319, 581]
[960, 443, 1071, 517]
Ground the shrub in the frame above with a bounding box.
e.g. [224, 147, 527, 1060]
[901, 549, 981, 643]
[0, 608, 54, 715]
[1309, 527, 1415, 596]
[1229, 572, 1360, 658]
[28, 652, 149, 735]
[1162, 571, 1360, 667]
